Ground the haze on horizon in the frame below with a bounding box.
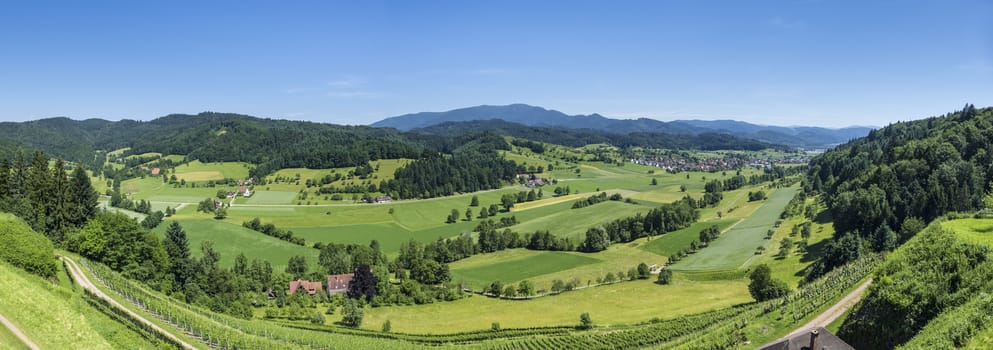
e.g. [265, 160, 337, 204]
[0, 0, 990, 128]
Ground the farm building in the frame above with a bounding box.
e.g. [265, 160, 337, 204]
[151, 167, 161, 175]
[288, 279, 322, 296]
[327, 274, 354, 294]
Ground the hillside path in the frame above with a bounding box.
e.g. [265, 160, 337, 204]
[0, 313, 39, 350]
[60, 256, 199, 350]
[782, 278, 873, 339]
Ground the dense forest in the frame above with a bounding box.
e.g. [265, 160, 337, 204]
[805, 104, 992, 278]
[412, 119, 784, 151]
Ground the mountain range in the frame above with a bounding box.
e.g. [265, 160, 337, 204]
[372, 104, 874, 149]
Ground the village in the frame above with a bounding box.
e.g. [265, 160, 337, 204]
[629, 154, 810, 173]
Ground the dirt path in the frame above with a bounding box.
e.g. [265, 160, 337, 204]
[0, 313, 39, 350]
[783, 278, 873, 339]
[60, 257, 199, 350]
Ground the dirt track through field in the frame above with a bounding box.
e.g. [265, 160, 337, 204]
[0, 312, 39, 350]
[61, 256, 199, 350]
[783, 278, 873, 339]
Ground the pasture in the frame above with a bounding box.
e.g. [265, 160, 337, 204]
[174, 160, 251, 181]
[670, 186, 800, 272]
[451, 250, 600, 288]
[350, 275, 751, 333]
[152, 218, 320, 270]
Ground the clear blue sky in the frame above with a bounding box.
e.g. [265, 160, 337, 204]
[1, 1, 990, 127]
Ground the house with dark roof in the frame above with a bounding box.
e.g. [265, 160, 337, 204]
[288, 279, 322, 296]
[757, 327, 853, 350]
[327, 274, 354, 294]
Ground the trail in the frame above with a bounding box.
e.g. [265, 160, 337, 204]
[60, 256, 199, 350]
[782, 278, 873, 339]
[0, 313, 39, 350]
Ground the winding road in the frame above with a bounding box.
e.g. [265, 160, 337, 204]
[0, 313, 39, 350]
[60, 256, 199, 350]
[782, 278, 873, 339]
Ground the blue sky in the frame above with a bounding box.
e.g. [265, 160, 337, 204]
[0, 1, 990, 127]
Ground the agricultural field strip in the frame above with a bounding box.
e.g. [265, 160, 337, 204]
[0, 313, 38, 350]
[60, 256, 199, 350]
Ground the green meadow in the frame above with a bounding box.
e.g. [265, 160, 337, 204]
[152, 217, 319, 270]
[671, 186, 800, 272]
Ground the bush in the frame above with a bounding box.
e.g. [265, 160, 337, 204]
[0, 215, 56, 278]
[579, 312, 593, 329]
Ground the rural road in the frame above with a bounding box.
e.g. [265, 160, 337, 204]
[782, 278, 873, 339]
[0, 313, 39, 350]
[60, 256, 199, 350]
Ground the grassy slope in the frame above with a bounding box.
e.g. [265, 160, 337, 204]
[0, 262, 158, 349]
[671, 186, 800, 272]
[451, 250, 600, 288]
[152, 216, 320, 271]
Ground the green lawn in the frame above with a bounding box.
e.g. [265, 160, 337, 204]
[451, 250, 599, 288]
[242, 190, 298, 204]
[153, 218, 320, 270]
[671, 186, 800, 272]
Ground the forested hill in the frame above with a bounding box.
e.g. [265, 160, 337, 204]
[0, 113, 427, 175]
[804, 104, 992, 278]
[412, 119, 784, 151]
[372, 103, 873, 148]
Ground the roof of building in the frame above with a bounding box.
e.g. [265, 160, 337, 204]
[327, 274, 354, 291]
[757, 327, 854, 350]
[288, 279, 322, 295]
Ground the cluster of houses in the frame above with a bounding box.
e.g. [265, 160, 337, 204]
[516, 174, 550, 188]
[288, 273, 355, 296]
[630, 155, 810, 173]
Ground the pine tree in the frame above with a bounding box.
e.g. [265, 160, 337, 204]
[68, 165, 98, 227]
[46, 159, 71, 243]
[163, 221, 193, 286]
[26, 151, 50, 232]
[0, 159, 10, 198]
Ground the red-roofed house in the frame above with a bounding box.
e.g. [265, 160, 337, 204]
[327, 274, 354, 295]
[151, 168, 161, 175]
[288, 279, 323, 296]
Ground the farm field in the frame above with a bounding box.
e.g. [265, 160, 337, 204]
[640, 219, 740, 257]
[451, 250, 600, 288]
[151, 217, 319, 271]
[173, 160, 251, 181]
[942, 218, 993, 246]
[671, 186, 800, 272]
[348, 275, 751, 333]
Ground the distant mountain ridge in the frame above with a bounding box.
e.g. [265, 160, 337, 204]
[372, 104, 874, 148]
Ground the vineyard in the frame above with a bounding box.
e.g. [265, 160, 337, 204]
[73, 243, 880, 350]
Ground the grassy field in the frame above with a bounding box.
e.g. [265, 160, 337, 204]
[152, 217, 320, 270]
[0, 262, 159, 349]
[451, 250, 600, 288]
[347, 275, 751, 333]
[671, 186, 800, 272]
[640, 219, 740, 257]
[0, 320, 29, 350]
[174, 160, 251, 181]
[942, 218, 993, 246]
